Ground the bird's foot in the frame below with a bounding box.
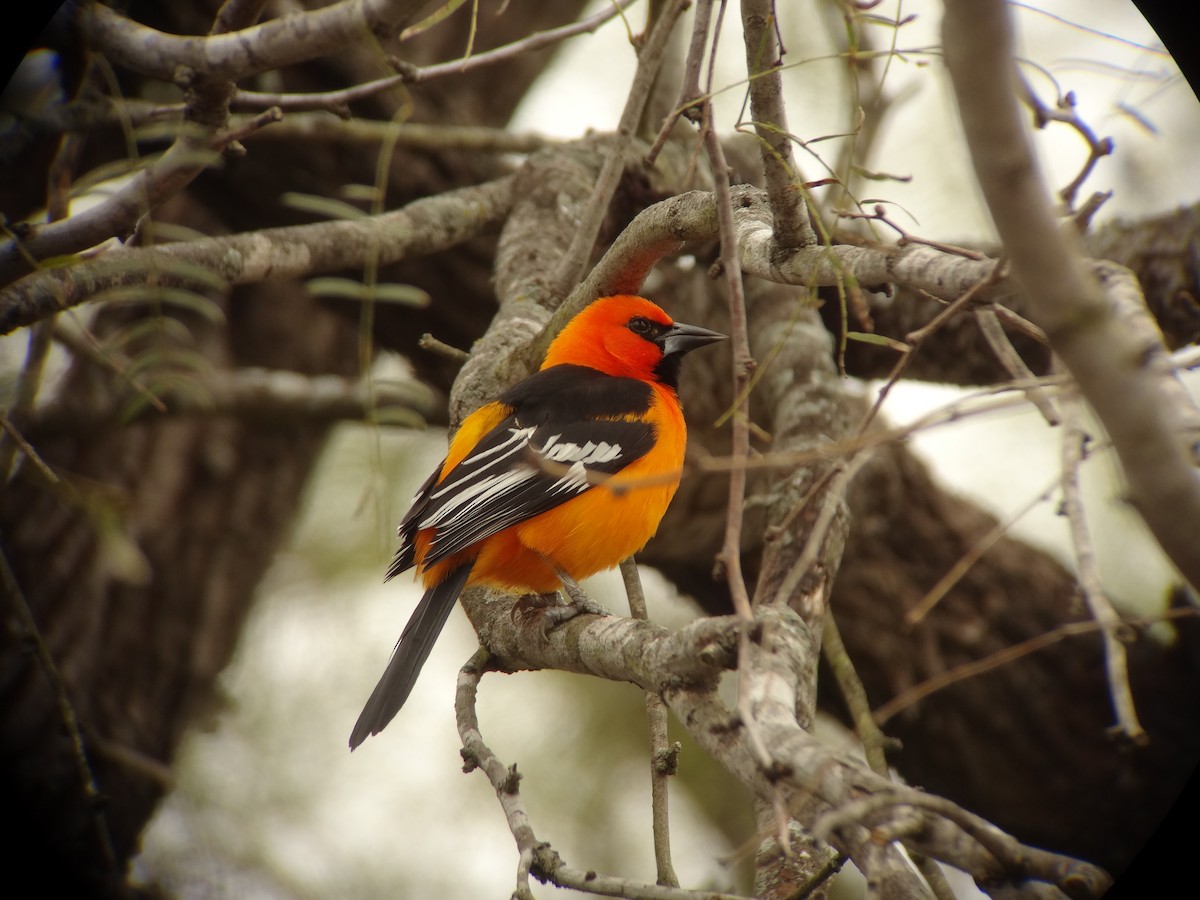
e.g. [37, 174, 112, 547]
[510, 592, 561, 624]
[510, 572, 609, 638]
[552, 568, 609, 619]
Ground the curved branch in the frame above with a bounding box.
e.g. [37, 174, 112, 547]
[941, 0, 1200, 590]
[231, 0, 640, 113]
[465, 590, 1111, 897]
[26, 367, 440, 435]
[0, 176, 514, 334]
[455, 648, 752, 900]
[78, 0, 427, 82]
[0, 109, 283, 287]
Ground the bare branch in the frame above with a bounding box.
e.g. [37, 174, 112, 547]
[738, 0, 814, 250]
[1058, 391, 1146, 744]
[231, 0, 640, 113]
[549, 0, 691, 297]
[701, 94, 755, 622]
[0, 176, 514, 334]
[974, 306, 1060, 425]
[78, 0, 428, 82]
[0, 108, 282, 288]
[472, 590, 1110, 896]
[620, 559, 680, 888]
[26, 367, 440, 435]
[455, 644, 750, 900]
[243, 115, 558, 154]
[941, 0, 1200, 590]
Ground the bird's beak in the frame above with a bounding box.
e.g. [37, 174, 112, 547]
[659, 321, 728, 357]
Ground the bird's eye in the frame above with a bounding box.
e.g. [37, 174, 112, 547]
[628, 316, 654, 336]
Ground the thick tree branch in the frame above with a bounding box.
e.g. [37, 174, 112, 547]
[25, 367, 439, 435]
[0, 176, 514, 334]
[468, 592, 1111, 897]
[738, 0, 813, 250]
[231, 0, 640, 113]
[941, 0, 1200, 590]
[77, 0, 428, 82]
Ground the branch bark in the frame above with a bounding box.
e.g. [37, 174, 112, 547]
[0, 176, 515, 334]
[78, 0, 428, 82]
[941, 0, 1200, 590]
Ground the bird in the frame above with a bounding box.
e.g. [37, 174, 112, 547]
[349, 294, 726, 749]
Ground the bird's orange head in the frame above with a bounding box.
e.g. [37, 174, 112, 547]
[541, 295, 725, 388]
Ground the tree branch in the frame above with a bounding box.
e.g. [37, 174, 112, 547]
[0, 176, 514, 334]
[0, 108, 283, 287]
[941, 0, 1200, 590]
[469, 591, 1111, 897]
[77, 0, 428, 83]
[738, 0, 813, 250]
[231, 0, 640, 113]
[25, 367, 440, 435]
[548, 0, 690, 297]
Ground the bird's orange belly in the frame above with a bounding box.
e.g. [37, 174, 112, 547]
[465, 480, 677, 593]
[471, 442, 682, 593]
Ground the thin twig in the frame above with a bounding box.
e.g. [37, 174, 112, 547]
[418, 332, 470, 363]
[646, 0, 716, 165]
[699, 117, 754, 621]
[48, 315, 169, 415]
[906, 473, 1059, 627]
[0, 319, 53, 482]
[0, 412, 59, 484]
[549, 0, 690, 298]
[232, 0, 641, 113]
[620, 558, 680, 888]
[0, 548, 119, 876]
[821, 616, 894, 774]
[877, 606, 1200, 727]
[1018, 74, 1114, 213]
[974, 306, 1059, 425]
[1058, 389, 1146, 744]
[856, 259, 1006, 439]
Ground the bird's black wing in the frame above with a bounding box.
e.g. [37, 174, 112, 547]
[393, 365, 658, 573]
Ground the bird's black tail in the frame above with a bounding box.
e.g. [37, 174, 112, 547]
[349, 561, 474, 749]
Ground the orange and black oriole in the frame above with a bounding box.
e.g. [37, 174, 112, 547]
[350, 295, 725, 748]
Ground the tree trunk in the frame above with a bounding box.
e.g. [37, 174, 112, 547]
[0, 2, 587, 893]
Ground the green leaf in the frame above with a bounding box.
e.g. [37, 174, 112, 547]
[280, 192, 367, 220]
[97, 285, 226, 323]
[846, 331, 909, 352]
[306, 277, 430, 307]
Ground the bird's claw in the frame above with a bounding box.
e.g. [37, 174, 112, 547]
[510, 588, 609, 639]
[510, 592, 559, 624]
